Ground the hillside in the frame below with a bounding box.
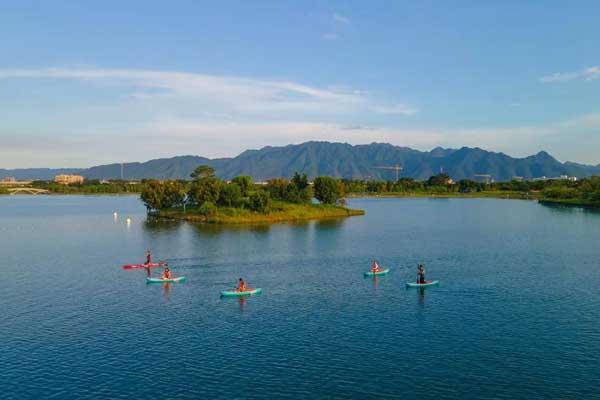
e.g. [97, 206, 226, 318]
[2, 142, 599, 181]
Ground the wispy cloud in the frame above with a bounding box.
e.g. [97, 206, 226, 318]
[0, 67, 413, 118]
[540, 66, 600, 82]
[372, 104, 419, 116]
[333, 13, 350, 25]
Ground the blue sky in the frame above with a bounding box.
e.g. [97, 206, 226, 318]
[1, 0, 599, 167]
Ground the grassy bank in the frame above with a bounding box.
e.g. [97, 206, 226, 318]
[155, 201, 365, 224]
[347, 190, 541, 200]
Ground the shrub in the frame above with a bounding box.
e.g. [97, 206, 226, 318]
[248, 190, 271, 213]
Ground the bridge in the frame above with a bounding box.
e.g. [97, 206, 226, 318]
[7, 187, 51, 195]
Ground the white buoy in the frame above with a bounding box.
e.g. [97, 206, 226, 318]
[113, 212, 118, 220]
[126, 217, 132, 224]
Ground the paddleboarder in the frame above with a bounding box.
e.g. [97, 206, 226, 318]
[162, 267, 172, 280]
[144, 250, 153, 277]
[417, 264, 426, 284]
[371, 260, 382, 273]
[237, 278, 247, 292]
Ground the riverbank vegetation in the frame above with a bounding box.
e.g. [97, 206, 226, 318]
[342, 173, 600, 207]
[141, 166, 362, 224]
[30, 180, 144, 194]
[5, 170, 599, 210]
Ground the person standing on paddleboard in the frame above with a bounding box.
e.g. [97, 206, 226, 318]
[144, 250, 152, 277]
[417, 264, 426, 284]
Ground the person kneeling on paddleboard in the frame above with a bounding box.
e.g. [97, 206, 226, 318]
[162, 268, 172, 280]
[417, 264, 426, 284]
[237, 278, 247, 292]
[371, 260, 381, 273]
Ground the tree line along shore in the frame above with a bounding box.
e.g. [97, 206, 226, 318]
[2, 171, 599, 213]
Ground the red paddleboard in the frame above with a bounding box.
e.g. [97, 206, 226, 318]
[122, 262, 168, 270]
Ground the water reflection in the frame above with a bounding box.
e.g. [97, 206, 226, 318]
[539, 202, 600, 215]
[238, 296, 247, 311]
[314, 218, 346, 230]
[190, 222, 273, 235]
[417, 288, 426, 306]
[162, 282, 171, 302]
[368, 276, 380, 290]
[143, 217, 185, 234]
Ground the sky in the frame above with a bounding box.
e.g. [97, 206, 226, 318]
[1, 0, 600, 168]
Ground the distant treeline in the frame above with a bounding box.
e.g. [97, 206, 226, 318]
[16, 172, 600, 207]
[140, 166, 345, 215]
[31, 179, 144, 194]
[343, 173, 600, 203]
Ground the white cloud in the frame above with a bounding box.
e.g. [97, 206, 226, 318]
[333, 13, 350, 25]
[0, 67, 410, 118]
[540, 66, 600, 82]
[372, 104, 419, 116]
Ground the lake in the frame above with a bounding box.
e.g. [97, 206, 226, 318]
[1, 195, 599, 399]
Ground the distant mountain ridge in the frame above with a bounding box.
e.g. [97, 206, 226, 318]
[2, 141, 600, 181]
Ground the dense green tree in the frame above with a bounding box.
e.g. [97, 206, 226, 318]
[427, 173, 452, 187]
[140, 180, 165, 210]
[189, 177, 222, 205]
[198, 201, 217, 216]
[313, 176, 343, 204]
[161, 180, 186, 208]
[248, 190, 271, 212]
[190, 165, 215, 180]
[458, 179, 484, 193]
[265, 178, 289, 201]
[140, 180, 185, 210]
[219, 183, 243, 207]
[231, 175, 253, 196]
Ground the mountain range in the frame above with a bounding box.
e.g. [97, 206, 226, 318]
[2, 141, 600, 182]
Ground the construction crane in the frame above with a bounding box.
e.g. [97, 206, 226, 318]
[373, 164, 403, 181]
[474, 174, 492, 184]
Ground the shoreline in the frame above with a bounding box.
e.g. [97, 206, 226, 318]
[154, 203, 365, 225]
[346, 191, 540, 200]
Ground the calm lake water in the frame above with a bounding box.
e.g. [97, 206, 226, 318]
[1, 195, 599, 399]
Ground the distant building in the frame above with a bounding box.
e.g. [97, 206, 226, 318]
[532, 175, 577, 182]
[0, 177, 33, 187]
[54, 174, 85, 185]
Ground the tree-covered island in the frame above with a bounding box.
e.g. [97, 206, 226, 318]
[140, 166, 365, 224]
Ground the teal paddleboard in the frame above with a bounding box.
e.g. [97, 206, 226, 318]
[364, 268, 390, 277]
[406, 280, 439, 288]
[146, 276, 186, 283]
[220, 288, 262, 297]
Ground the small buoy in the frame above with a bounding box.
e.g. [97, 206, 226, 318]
[126, 217, 132, 224]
